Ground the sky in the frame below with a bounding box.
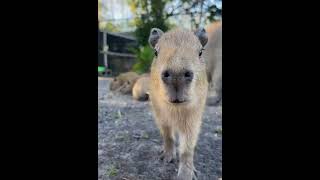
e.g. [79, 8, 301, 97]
[102, 0, 133, 20]
[101, 0, 222, 31]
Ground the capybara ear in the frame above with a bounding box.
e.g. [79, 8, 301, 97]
[148, 28, 164, 48]
[194, 27, 208, 47]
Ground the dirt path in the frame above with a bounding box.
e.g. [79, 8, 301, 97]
[98, 78, 222, 180]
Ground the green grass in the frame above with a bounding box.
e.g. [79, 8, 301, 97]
[142, 132, 149, 139]
[115, 110, 122, 119]
[106, 165, 118, 177]
[215, 127, 222, 134]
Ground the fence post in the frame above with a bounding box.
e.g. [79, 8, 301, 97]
[103, 31, 108, 69]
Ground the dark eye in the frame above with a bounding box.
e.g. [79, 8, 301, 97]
[154, 50, 158, 57]
[127, 81, 130, 84]
[199, 48, 204, 57]
[163, 70, 170, 78]
[185, 71, 193, 78]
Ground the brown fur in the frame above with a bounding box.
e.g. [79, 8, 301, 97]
[109, 71, 139, 94]
[132, 75, 150, 101]
[149, 28, 208, 180]
[204, 21, 222, 106]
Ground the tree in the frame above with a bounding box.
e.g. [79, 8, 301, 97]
[164, 0, 222, 29]
[99, 21, 120, 32]
[129, 0, 222, 44]
[129, 0, 170, 46]
[98, 0, 121, 32]
[127, 0, 222, 73]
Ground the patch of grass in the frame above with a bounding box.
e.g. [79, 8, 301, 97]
[215, 127, 222, 134]
[115, 133, 129, 141]
[115, 110, 122, 119]
[106, 165, 118, 177]
[142, 132, 149, 139]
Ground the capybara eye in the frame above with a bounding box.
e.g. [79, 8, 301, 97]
[163, 70, 170, 78]
[185, 71, 193, 78]
[154, 50, 158, 57]
[127, 81, 130, 84]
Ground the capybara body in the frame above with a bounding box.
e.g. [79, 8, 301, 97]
[204, 21, 222, 106]
[148, 27, 208, 180]
[132, 75, 150, 101]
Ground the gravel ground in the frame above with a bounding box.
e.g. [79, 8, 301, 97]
[98, 77, 222, 180]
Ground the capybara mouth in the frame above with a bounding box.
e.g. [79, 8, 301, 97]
[168, 98, 189, 105]
[171, 99, 185, 103]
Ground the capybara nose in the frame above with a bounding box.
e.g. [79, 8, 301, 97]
[161, 70, 194, 84]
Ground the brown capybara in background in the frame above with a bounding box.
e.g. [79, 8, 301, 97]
[109, 72, 139, 94]
[132, 75, 150, 101]
[148, 27, 208, 180]
[204, 21, 222, 106]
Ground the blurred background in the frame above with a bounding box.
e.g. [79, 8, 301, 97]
[98, 0, 222, 76]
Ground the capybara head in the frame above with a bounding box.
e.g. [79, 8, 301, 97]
[110, 76, 123, 91]
[149, 27, 208, 105]
[109, 72, 139, 92]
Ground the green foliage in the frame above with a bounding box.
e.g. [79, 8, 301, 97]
[131, 46, 154, 74]
[135, 18, 169, 47]
[128, 0, 222, 45]
[98, 0, 120, 32]
[207, 4, 222, 22]
[106, 165, 118, 177]
[128, 0, 168, 74]
[99, 21, 119, 32]
[130, 0, 169, 46]
[127, 0, 222, 74]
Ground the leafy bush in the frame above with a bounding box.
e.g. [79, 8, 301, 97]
[131, 46, 154, 74]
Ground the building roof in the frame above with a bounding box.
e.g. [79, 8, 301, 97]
[100, 30, 136, 41]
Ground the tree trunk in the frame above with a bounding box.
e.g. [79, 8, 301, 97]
[199, 0, 204, 27]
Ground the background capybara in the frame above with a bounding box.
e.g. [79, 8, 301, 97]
[132, 75, 150, 101]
